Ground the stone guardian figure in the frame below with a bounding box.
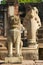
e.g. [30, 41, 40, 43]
[7, 3, 23, 57]
[23, 7, 41, 44]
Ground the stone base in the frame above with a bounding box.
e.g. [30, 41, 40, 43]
[0, 60, 35, 65]
[5, 56, 23, 63]
[0, 46, 39, 60]
[28, 43, 38, 48]
[23, 44, 39, 60]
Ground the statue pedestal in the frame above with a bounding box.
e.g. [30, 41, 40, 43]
[5, 56, 23, 63]
[27, 44, 39, 60]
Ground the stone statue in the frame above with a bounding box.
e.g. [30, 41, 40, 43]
[7, 4, 23, 58]
[23, 7, 41, 44]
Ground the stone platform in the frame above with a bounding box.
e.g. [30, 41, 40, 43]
[0, 60, 35, 65]
[0, 46, 38, 60]
[0, 60, 43, 65]
[5, 56, 23, 63]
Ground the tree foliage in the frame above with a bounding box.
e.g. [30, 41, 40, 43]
[18, 0, 43, 3]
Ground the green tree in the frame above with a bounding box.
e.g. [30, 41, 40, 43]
[18, 0, 42, 3]
[1, 0, 6, 4]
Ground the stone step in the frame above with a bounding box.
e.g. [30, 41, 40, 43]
[37, 30, 43, 34]
[0, 60, 43, 65]
[35, 60, 43, 65]
[38, 43, 43, 48]
[37, 34, 43, 39]
[37, 34, 43, 35]
[38, 38, 43, 43]
[37, 26, 43, 43]
[0, 60, 35, 65]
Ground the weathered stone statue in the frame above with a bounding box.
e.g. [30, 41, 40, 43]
[23, 7, 41, 44]
[5, 3, 23, 63]
[8, 16, 23, 57]
[23, 6, 41, 60]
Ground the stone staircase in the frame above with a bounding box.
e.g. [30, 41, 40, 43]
[37, 22, 43, 60]
[37, 22, 43, 43]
